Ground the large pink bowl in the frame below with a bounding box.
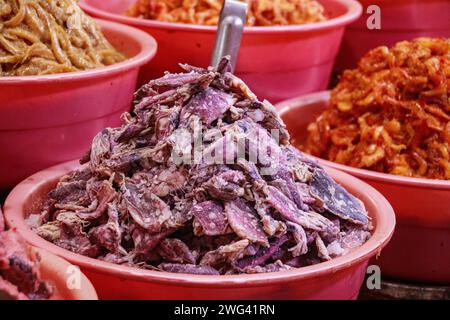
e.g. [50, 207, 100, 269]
[0, 19, 157, 192]
[79, 0, 361, 103]
[277, 91, 450, 284]
[335, 0, 450, 71]
[3, 160, 395, 300]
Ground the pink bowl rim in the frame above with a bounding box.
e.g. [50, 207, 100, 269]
[0, 19, 157, 84]
[79, 0, 362, 34]
[277, 90, 450, 190]
[4, 160, 395, 288]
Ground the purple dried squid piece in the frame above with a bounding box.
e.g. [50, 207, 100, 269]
[235, 118, 283, 171]
[234, 235, 289, 270]
[56, 231, 101, 258]
[243, 260, 292, 274]
[133, 83, 157, 106]
[154, 106, 180, 140]
[149, 72, 211, 88]
[284, 145, 320, 168]
[54, 212, 100, 259]
[235, 159, 263, 182]
[296, 183, 316, 205]
[200, 239, 250, 267]
[204, 170, 245, 201]
[48, 180, 89, 207]
[89, 203, 121, 252]
[224, 199, 268, 246]
[122, 183, 173, 233]
[310, 169, 369, 225]
[201, 134, 237, 166]
[216, 57, 233, 73]
[265, 185, 334, 231]
[157, 239, 196, 264]
[286, 222, 308, 257]
[89, 128, 115, 171]
[132, 227, 175, 254]
[253, 192, 286, 237]
[116, 110, 152, 143]
[269, 177, 306, 211]
[159, 263, 220, 275]
[150, 166, 187, 197]
[77, 181, 116, 221]
[181, 87, 233, 125]
[190, 201, 230, 236]
[338, 226, 371, 252]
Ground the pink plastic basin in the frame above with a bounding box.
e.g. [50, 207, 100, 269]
[4, 160, 395, 300]
[0, 19, 157, 192]
[277, 91, 450, 284]
[80, 0, 361, 103]
[335, 0, 450, 71]
[35, 247, 98, 300]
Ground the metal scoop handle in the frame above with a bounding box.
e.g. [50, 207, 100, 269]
[210, 0, 247, 72]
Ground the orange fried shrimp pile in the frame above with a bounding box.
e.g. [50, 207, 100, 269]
[125, 0, 326, 26]
[303, 38, 450, 180]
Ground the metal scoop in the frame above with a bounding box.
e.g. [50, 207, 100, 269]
[210, 0, 248, 72]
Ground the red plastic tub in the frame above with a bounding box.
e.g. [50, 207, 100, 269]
[335, 0, 450, 71]
[3, 160, 395, 300]
[277, 91, 450, 284]
[0, 19, 157, 192]
[80, 0, 361, 103]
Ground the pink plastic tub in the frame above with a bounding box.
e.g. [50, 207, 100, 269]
[277, 91, 450, 284]
[80, 0, 361, 103]
[335, 0, 450, 71]
[0, 19, 157, 192]
[35, 247, 98, 300]
[4, 160, 395, 300]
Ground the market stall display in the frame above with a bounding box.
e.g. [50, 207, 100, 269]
[3, 59, 395, 299]
[0, 0, 448, 301]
